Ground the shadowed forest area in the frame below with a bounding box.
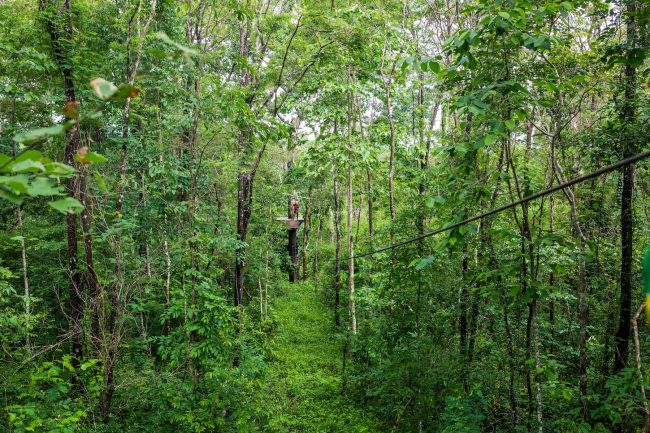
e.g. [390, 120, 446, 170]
[1, 0, 649, 432]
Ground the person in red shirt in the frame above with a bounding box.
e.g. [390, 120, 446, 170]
[292, 201, 299, 218]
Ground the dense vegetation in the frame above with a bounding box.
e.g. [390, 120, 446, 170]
[1, 0, 649, 431]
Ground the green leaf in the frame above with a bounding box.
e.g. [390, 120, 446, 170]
[560, 2, 573, 11]
[28, 177, 62, 197]
[90, 78, 118, 100]
[400, 55, 417, 71]
[112, 84, 141, 100]
[76, 151, 107, 165]
[0, 186, 23, 204]
[13, 125, 66, 145]
[0, 174, 29, 193]
[505, 120, 516, 130]
[12, 159, 45, 173]
[49, 197, 84, 214]
[13, 150, 42, 164]
[498, 11, 510, 19]
[92, 170, 108, 192]
[415, 256, 435, 270]
[44, 162, 76, 177]
[484, 134, 497, 145]
[421, 59, 441, 74]
[514, 109, 527, 121]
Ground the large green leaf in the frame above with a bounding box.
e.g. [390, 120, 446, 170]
[28, 177, 62, 197]
[0, 174, 29, 193]
[13, 125, 66, 145]
[12, 159, 45, 173]
[49, 197, 84, 214]
[0, 186, 22, 204]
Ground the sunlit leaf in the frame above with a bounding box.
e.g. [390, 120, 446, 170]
[12, 159, 45, 173]
[90, 78, 118, 100]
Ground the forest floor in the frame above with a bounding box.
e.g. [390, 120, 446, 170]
[261, 281, 383, 432]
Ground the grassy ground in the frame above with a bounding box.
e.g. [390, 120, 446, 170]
[261, 281, 383, 433]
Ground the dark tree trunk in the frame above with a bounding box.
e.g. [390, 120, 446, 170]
[78, 171, 100, 353]
[234, 17, 259, 308]
[459, 250, 469, 393]
[40, 0, 83, 377]
[235, 171, 253, 306]
[613, 0, 639, 376]
[614, 163, 634, 373]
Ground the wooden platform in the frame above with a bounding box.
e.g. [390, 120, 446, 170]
[275, 216, 304, 229]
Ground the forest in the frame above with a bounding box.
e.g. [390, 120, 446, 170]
[0, 0, 649, 432]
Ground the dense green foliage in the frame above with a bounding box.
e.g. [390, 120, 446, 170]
[0, 0, 649, 432]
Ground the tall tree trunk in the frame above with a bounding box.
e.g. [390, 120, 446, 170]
[459, 251, 469, 393]
[385, 82, 396, 222]
[614, 0, 639, 375]
[549, 193, 555, 328]
[302, 188, 311, 280]
[551, 138, 588, 418]
[40, 0, 83, 377]
[17, 206, 31, 351]
[103, 2, 157, 421]
[347, 159, 356, 334]
[366, 169, 373, 244]
[78, 170, 100, 353]
[417, 72, 427, 239]
[163, 235, 171, 335]
[506, 128, 543, 430]
[334, 172, 342, 327]
[347, 88, 357, 334]
[234, 14, 263, 309]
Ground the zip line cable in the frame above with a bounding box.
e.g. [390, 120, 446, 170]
[327, 148, 650, 262]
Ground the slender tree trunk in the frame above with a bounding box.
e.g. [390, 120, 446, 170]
[417, 72, 427, 238]
[532, 299, 543, 433]
[17, 206, 31, 351]
[347, 87, 357, 334]
[366, 169, 373, 244]
[385, 82, 396, 222]
[549, 193, 555, 328]
[302, 188, 311, 280]
[139, 173, 151, 277]
[162, 235, 171, 324]
[504, 299, 518, 431]
[334, 173, 342, 328]
[103, 4, 157, 420]
[632, 303, 650, 433]
[347, 160, 356, 334]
